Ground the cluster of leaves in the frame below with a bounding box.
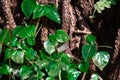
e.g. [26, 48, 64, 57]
[79, 34, 110, 79]
[0, 27, 81, 80]
[94, 0, 116, 13]
[21, 0, 61, 24]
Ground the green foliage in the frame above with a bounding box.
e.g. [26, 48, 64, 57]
[94, 0, 116, 13]
[91, 74, 99, 80]
[21, 0, 61, 23]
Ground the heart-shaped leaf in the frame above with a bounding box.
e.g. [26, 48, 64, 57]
[11, 50, 25, 64]
[0, 64, 12, 75]
[82, 44, 96, 62]
[26, 49, 37, 60]
[92, 51, 110, 71]
[78, 61, 89, 72]
[21, 0, 36, 18]
[33, 4, 45, 18]
[85, 34, 96, 45]
[44, 4, 61, 24]
[91, 73, 99, 80]
[44, 40, 56, 55]
[20, 65, 32, 80]
[56, 30, 70, 43]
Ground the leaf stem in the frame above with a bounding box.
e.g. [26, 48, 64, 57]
[35, 24, 42, 37]
[59, 70, 61, 80]
[82, 72, 86, 80]
[98, 46, 113, 49]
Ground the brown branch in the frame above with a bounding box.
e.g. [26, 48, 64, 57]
[0, 0, 16, 30]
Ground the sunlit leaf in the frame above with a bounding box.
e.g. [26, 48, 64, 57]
[20, 65, 32, 80]
[92, 51, 110, 71]
[46, 77, 55, 80]
[82, 44, 96, 62]
[21, 0, 36, 18]
[56, 30, 70, 43]
[11, 50, 25, 64]
[44, 40, 56, 55]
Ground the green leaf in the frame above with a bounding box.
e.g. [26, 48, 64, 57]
[44, 40, 56, 55]
[46, 77, 55, 80]
[11, 50, 25, 64]
[13, 26, 24, 35]
[0, 43, 2, 54]
[78, 61, 89, 72]
[26, 36, 36, 46]
[17, 25, 36, 38]
[91, 73, 99, 80]
[86, 34, 96, 45]
[21, 0, 36, 18]
[39, 50, 49, 60]
[36, 71, 45, 79]
[48, 34, 58, 46]
[33, 4, 45, 18]
[44, 4, 61, 24]
[5, 48, 14, 60]
[82, 44, 96, 62]
[56, 30, 70, 43]
[0, 29, 10, 43]
[68, 69, 81, 80]
[26, 49, 37, 60]
[92, 51, 110, 71]
[20, 65, 32, 80]
[48, 63, 61, 77]
[0, 64, 12, 75]
[35, 59, 49, 69]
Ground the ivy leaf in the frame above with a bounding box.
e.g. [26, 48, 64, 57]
[48, 34, 58, 46]
[0, 64, 12, 75]
[86, 34, 96, 45]
[68, 69, 81, 80]
[33, 4, 45, 18]
[48, 63, 61, 77]
[78, 61, 89, 72]
[91, 73, 99, 80]
[16, 25, 35, 38]
[11, 50, 25, 64]
[21, 0, 36, 18]
[92, 51, 110, 71]
[26, 36, 36, 46]
[20, 65, 32, 80]
[44, 4, 61, 24]
[36, 71, 45, 79]
[82, 44, 96, 62]
[56, 30, 70, 43]
[10, 36, 18, 47]
[44, 40, 56, 55]
[26, 49, 37, 60]
[5, 48, 14, 60]
[0, 29, 10, 43]
[46, 77, 55, 80]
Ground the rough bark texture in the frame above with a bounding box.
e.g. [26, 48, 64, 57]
[0, 0, 120, 80]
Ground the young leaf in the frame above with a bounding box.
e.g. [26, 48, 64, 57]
[86, 34, 96, 45]
[92, 51, 110, 71]
[11, 50, 25, 64]
[56, 30, 70, 43]
[44, 40, 56, 55]
[44, 4, 61, 24]
[33, 4, 45, 18]
[20, 65, 32, 80]
[82, 44, 96, 62]
[21, 0, 36, 18]
[78, 61, 89, 72]
[91, 73, 99, 80]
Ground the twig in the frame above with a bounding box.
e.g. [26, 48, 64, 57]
[82, 72, 86, 80]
